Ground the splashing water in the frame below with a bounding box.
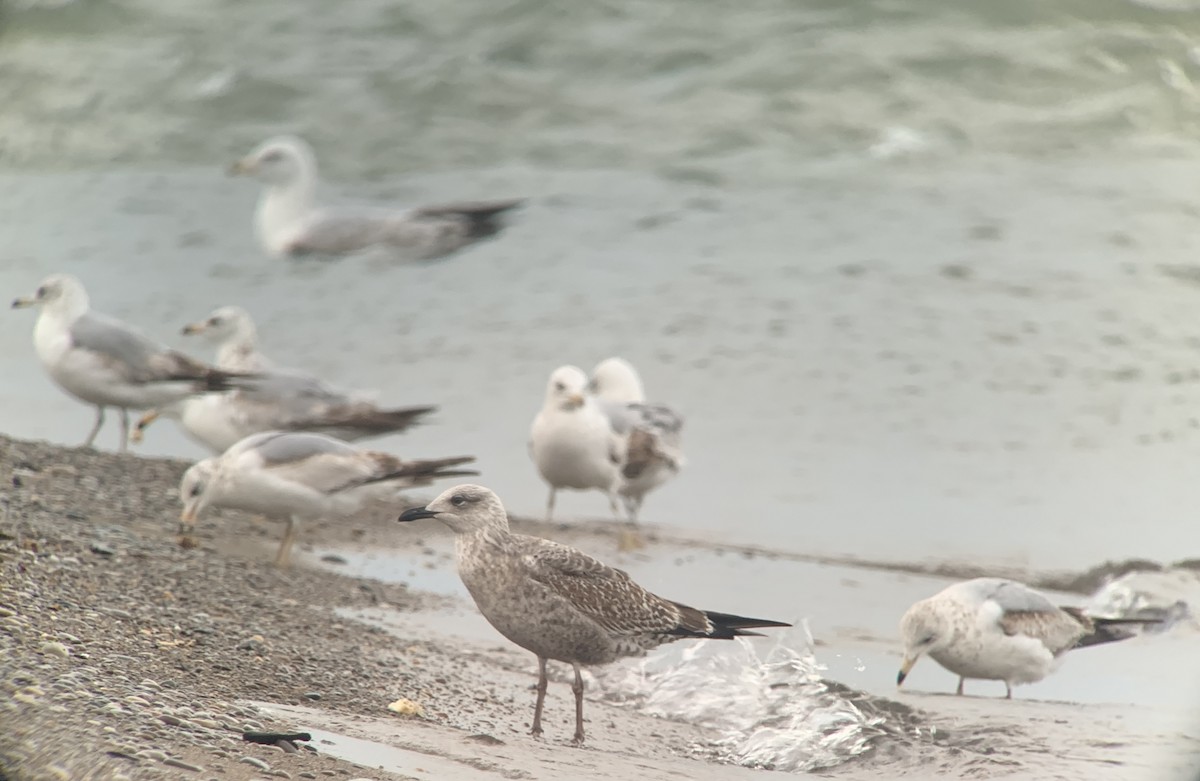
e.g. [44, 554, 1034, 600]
[600, 627, 886, 772]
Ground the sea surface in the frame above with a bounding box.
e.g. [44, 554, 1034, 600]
[6, 1, 1200, 571]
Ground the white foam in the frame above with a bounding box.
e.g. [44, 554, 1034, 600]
[601, 628, 883, 772]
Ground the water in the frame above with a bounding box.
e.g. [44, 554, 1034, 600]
[6, 0, 1200, 575]
[605, 637, 883, 772]
[326, 543, 1200, 711]
[6, 0, 1200, 170]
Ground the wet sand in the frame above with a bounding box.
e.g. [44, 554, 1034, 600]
[2, 434, 1197, 780]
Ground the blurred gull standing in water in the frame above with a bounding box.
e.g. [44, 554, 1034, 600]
[133, 306, 435, 453]
[11, 274, 255, 452]
[898, 577, 1167, 698]
[589, 357, 685, 523]
[529, 365, 624, 522]
[229, 135, 523, 261]
[398, 484, 789, 744]
[180, 431, 477, 567]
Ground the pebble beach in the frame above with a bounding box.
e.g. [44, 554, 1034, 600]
[3, 434, 1197, 780]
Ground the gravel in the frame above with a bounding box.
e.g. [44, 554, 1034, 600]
[0, 435, 439, 781]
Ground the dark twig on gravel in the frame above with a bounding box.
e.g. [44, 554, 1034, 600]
[242, 731, 313, 744]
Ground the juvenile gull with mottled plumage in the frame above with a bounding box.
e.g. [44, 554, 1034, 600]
[230, 135, 522, 261]
[181, 431, 476, 567]
[589, 357, 685, 523]
[11, 274, 255, 453]
[133, 306, 435, 453]
[898, 577, 1163, 698]
[398, 484, 790, 744]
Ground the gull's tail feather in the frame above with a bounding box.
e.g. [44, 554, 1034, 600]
[320, 404, 437, 436]
[703, 610, 793, 640]
[365, 455, 480, 489]
[1063, 607, 1170, 649]
[417, 199, 524, 240]
[160, 348, 263, 392]
[195, 369, 263, 393]
[668, 603, 791, 640]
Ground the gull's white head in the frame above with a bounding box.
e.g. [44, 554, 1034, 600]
[897, 599, 950, 688]
[181, 305, 257, 345]
[179, 458, 219, 528]
[589, 357, 645, 403]
[397, 483, 508, 535]
[229, 135, 317, 187]
[543, 365, 588, 412]
[11, 273, 90, 318]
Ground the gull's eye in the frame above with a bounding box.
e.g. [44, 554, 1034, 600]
[554, 381, 566, 392]
[36, 286, 46, 298]
[261, 150, 283, 163]
[920, 634, 935, 645]
[208, 316, 223, 326]
[190, 484, 203, 497]
[450, 494, 467, 507]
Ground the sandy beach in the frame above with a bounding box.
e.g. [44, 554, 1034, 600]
[2, 434, 1196, 781]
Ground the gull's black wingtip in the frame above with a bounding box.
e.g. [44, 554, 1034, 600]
[705, 610, 792, 629]
[703, 610, 792, 639]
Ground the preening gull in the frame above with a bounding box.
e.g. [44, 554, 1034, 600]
[11, 274, 254, 452]
[897, 577, 1164, 698]
[589, 357, 685, 523]
[230, 135, 523, 261]
[397, 484, 790, 744]
[133, 306, 435, 453]
[181, 431, 477, 567]
[529, 365, 625, 522]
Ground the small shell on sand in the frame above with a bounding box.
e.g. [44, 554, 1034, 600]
[386, 698, 425, 717]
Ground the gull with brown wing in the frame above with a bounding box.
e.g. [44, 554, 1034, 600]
[398, 484, 789, 744]
[898, 577, 1166, 698]
[589, 357, 685, 524]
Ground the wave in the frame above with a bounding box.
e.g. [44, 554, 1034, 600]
[600, 627, 888, 771]
[5, 0, 1200, 174]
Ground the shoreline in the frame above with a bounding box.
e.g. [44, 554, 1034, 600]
[2, 434, 1196, 780]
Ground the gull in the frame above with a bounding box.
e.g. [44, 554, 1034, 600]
[589, 357, 685, 523]
[133, 306, 435, 452]
[229, 135, 523, 261]
[11, 274, 254, 452]
[529, 365, 625, 522]
[180, 431, 477, 567]
[897, 577, 1164, 698]
[398, 484, 790, 744]
[181, 304, 271, 371]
